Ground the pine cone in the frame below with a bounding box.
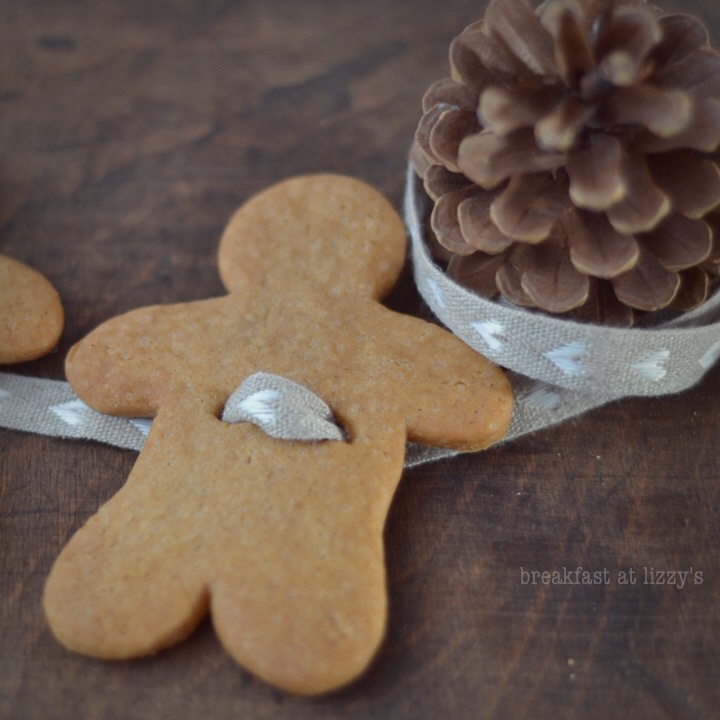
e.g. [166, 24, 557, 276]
[414, 0, 720, 325]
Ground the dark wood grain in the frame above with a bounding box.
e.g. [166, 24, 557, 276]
[1, 1, 719, 718]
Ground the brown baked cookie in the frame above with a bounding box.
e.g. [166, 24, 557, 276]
[44, 175, 512, 694]
[0, 254, 64, 364]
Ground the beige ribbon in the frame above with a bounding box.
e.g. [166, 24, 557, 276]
[403, 163, 720, 465]
[2, 167, 718, 467]
[0, 371, 349, 452]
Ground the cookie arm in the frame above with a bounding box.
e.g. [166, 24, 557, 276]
[65, 301, 220, 417]
[386, 314, 513, 451]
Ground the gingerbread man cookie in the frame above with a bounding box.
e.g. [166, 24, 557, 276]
[44, 176, 512, 694]
[0, 254, 63, 364]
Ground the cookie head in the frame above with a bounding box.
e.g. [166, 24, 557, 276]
[217, 175, 407, 300]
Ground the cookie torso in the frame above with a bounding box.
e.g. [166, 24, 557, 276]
[65, 281, 509, 449]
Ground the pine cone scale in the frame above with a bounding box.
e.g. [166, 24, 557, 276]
[702, 215, 720, 269]
[640, 215, 713, 271]
[650, 13, 709, 68]
[423, 165, 472, 201]
[479, 85, 562, 137]
[605, 155, 670, 235]
[535, 97, 592, 151]
[429, 108, 481, 171]
[519, 235, 591, 312]
[650, 48, 720, 97]
[421, 78, 476, 113]
[612, 247, 680, 311]
[485, 0, 558, 76]
[631, 99, 720, 154]
[495, 253, 537, 307]
[458, 130, 565, 189]
[595, 5, 661, 84]
[430, 188, 479, 256]
[541, 3, 594, 87]
[670, 267, 710, 310]
[647, 153, 720, 219]
[567, 134, 625, 210]
[450, 23, 529, 85]
[490, 172, 567, 242]
[565, 209, 640, 277]
[448, 252, 508, 297]
[600, 86, 692, 138]
[458, 194, 515, 254]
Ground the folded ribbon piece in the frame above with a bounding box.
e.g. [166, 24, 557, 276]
[221, 372, 346, 442]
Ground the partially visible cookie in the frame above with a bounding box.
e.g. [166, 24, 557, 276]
[0, 254, 64, 364]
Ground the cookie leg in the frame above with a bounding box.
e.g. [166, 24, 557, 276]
[203, 424, 407, 693]
[43, 488, 209, 659]
[210, 533, 388, 695]
[43, 406, 228, 658]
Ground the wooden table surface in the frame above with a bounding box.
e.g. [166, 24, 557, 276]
[1, 1, 719, 718]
